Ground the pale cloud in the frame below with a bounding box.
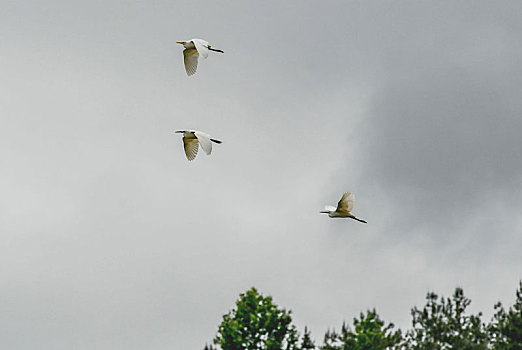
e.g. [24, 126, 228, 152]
[1, 1, 521, 349]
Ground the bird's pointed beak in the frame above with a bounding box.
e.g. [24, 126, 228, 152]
[176, 41, 184, 44]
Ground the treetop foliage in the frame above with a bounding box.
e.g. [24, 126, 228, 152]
[207, 282, 522, 350]
[488, 281, 522, 350]
[213, 287, 298, 350]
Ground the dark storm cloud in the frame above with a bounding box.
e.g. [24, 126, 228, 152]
[352, 1, 522, 235]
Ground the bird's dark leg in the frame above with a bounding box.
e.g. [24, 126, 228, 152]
[208, 47, 224, 53]
[351, 216, 367, 224]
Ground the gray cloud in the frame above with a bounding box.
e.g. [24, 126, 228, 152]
[1, 1, 521, 349]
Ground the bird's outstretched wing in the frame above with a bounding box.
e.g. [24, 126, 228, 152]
[337, 192, 355, 212]
[194, 131, 212, 155]
[324, 205, 337, 212]
[183, 48, 199, 76]
[182, 137, 199, 160]
[192, 39, 209, 59]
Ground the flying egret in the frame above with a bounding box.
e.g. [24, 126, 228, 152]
[321, 192, 367, 223]
[176, 38, 224, 76]
[175, 130, 222, 161]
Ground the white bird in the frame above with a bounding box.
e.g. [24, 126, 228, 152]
[176, 38, 224, 76]
[320, 192, 367, 223]
[175, 130, 222, 161]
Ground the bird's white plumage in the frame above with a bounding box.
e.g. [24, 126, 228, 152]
[176, 130, 221, 161]
[183, 49, 199, 76]
[338, 192, 355, 212]
[178, 38, 221, 76]
[194, 131, 212, 155]
[182, 136, 199, 161]
[324, 205, 337, 212]
[321, 191, 366, 223]
[192, 39, 209, 59]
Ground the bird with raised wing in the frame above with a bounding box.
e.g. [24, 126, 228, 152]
[176, 38, 224, 76]
[175, 130, 222, 161]
[321, 192, 367, 223]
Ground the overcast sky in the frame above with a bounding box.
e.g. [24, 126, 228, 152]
[2, 1, 522, 349]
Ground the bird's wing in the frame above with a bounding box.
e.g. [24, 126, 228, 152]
[183, 48, 199, 76]
[194, 131, 212, 155]
[192, 39, 209, 59]
[337, 192, 355, 212]
[324, 205, 337, 212]
[182, 137, 199, 160]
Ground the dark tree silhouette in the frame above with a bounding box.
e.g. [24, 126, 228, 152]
[489, 281, 522, 350]
[206, 282, 522, 350]
[320, 310, 401, 350]
[404, 287, 488, 350]
[300, 327, 316, 350]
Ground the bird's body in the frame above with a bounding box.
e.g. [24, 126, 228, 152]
[176, 38, 223, 76]
[175, 130, 222, 161]
[321, 192, 367, 223]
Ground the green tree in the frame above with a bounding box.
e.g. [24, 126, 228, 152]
[212, 287, 299, 350]
[404, 287, 488, 350]
[319, 310, 401, 350]
[347, 310, 402, 350]
[300, 327, 316, 350]
[321, 328, 341, 350]
[489, 281, 522, 350]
